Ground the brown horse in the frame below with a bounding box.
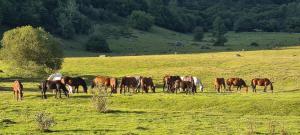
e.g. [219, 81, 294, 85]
[226, 78, 248, 92]
[91, 76, 118, 94]
[214, 78, 226, 93]
[120, 76, 138, 94]
[12, 80, 23, 101]
[251, 78, 273, 93]
[140, 77, 155, 93]
[163, 75, 181, 93]
[174, 80, 194, 94]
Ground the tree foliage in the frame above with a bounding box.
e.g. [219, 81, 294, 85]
[0, 26, 63, 77]
[129, 10, 154, 31]
[193, 26, 204, 41]
[86, 35, 111, 53]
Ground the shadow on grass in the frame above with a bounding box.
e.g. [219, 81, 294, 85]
[105, 109, 146, 114]
[44, 129, 116, 133]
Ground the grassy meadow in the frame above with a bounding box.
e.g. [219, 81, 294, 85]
[1, 45, 300, 134]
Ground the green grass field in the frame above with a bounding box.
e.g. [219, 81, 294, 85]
[62, 26, 300, 56]
[1, 45, 300, 134]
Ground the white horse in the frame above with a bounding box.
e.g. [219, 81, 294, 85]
[192, 77, 204, 92]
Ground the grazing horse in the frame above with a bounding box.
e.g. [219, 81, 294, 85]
[251, 78, 273, 93]
[134, 76, 143, 92]
[163, 75, 181, 93]
[193, 77, 204, 92]
[39, 80, 69, 99]
[62, 76, 88, 93]
[174, 80, 194, 94]
[214, 78, 226, 93]
[120, 76, 138, 94]
[140, 77, 156, 93]
[180, 76, 194, 91]
[91, 76, 118, 94]
[12, 80, 23, 101]
[226, 78, 248, 92]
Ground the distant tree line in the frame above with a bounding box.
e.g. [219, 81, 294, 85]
[1, 0, 300, 40]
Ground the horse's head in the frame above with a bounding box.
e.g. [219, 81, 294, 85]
[151, 85, 156, 93]
[270, 82, 274, 90]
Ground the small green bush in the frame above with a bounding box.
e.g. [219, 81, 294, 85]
[35, 112, 56, 132]
[250, 42, 259, 47]
[193, 26, 204, 41]
[86, 35, 111, 53]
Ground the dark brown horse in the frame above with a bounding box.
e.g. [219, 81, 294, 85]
[226, 78, 248, 92]
[39, 80, 69, 99]
[12, 80, 23, 101]
[251, 78, 273, 93]
[214, 78, 226, 93]
[163, 75, 181, 93]
[91, 76, 118, 94]
[140, 77, 155, 93]
[120, 76, 138, 94]
[62, 76, 88, 93]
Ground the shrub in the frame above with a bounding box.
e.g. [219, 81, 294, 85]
[86, 35, 111, 53]
[35, 112, 56, 132]
[250, 42, 259, 47]
[213, 35, 227, 46]
[91, 94, 108, 113]
[193, 26, 204, 41]
[129, 10, 154, 31]
[0, 26, 63, 77]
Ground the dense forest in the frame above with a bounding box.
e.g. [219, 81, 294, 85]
[1, 0, 300, 39]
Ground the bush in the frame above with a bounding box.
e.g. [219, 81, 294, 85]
[35, 112, 56, 132]
[213, 35, 227, 46]
[91, 94, 108, 113]
[250, 42, 259, 47]
[86, 35, 111, 53]
[0, 26, 63, 77]
[193, 26, 204, 41]
[129, 10, 154, 31]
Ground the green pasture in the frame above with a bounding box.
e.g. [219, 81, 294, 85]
[1, 46, 300, 134]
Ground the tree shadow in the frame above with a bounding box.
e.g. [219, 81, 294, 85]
[105, 109, 146, 114]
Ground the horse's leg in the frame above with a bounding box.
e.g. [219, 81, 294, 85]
[264, 85, 267, 92]
[18, 91, 21, 101]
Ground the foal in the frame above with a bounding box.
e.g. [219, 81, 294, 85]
[12, 80, 23, 101]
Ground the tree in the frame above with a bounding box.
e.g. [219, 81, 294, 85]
[129, 10, 154, 31]
[212, 17, 227, 46]
[212, 16, 227, 37]
[233, 16, 255, 32]
[0, 26, 63, 77]
[193, 26, 204, 41]
[86, 35, 111, 53]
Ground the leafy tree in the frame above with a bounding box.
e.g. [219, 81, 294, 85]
[86, 35, 111, 53]
[129, 10, 154, 31]
[212, 17, 227, 46]
[0, 26, 63, 77]
[212, 16, 227, 37]
[193, 26, 204, 41]
[234, 16, 255, 32]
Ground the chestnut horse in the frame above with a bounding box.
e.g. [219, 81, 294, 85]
[214, 78, 226, 93]
[140, 77, 156, 93]
[91, 76, 118, 94]
[226, 78, 248, 92]
[174, 80, 194, 94]
[251, 78, 273, 93]
[62, 76, 88, 93]
[12, 80, 23, 101]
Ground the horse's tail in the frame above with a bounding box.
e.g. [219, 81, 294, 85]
[91, 79, 96, 89]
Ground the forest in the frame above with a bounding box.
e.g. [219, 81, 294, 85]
[1, 0, 300, 40]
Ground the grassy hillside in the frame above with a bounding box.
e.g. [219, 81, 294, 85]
[0, 46, 300, 134]
[62, 26, 300, 56]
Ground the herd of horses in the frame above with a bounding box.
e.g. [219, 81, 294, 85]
[11, 75, 274, 101]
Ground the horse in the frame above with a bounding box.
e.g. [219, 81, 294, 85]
[91, 76, 118, 95]
[174, 80, 194, 94]
[39, 80, 69, 99]
[120, 76, 138, 94]
[134, 76, 143, 92]
[214, 78, 226, 93]
[12, 80, 23, 101]
[61, 76, 88, 93]
[140, 77, 155, 93]
[163, 75, 181, 93]
[251, 78, 273, 93]
[226, 78, 248, 92]
[180, 76, 194, 92]
[193, 77, 204, 92]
